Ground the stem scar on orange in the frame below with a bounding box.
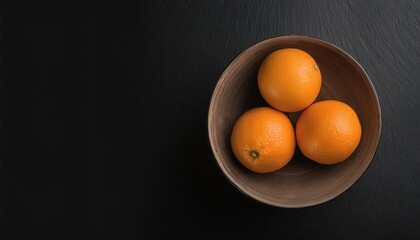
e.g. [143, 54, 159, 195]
[230, 107, 295, 173]
[258, 48, 322, 112]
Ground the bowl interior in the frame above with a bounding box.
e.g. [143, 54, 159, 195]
[208, 36, 381, 208]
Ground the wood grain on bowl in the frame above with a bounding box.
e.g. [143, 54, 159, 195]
[208, 35, 381, 208]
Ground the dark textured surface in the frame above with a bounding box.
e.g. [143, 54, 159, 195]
[2, 0, 420, 239]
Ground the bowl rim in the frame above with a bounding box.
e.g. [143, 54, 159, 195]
[207, 35, 382, 208]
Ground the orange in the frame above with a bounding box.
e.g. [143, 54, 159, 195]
[230, 107, 295, 173]
[258, 48, 322, 112]
[296, 100, 362, 164]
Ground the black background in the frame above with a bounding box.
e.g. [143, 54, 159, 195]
[2, 0, 420, 239]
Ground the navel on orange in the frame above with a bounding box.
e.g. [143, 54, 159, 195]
[296, 100, 362, 164]
[230, 107, 295, 173]
[258, 48, 321, 112]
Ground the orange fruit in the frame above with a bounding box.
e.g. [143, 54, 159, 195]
[258, 48, 322, 112]
[296, 100, 362, 164]
[230, 107, 295, 173]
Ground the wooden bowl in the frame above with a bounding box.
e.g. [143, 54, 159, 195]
[208, 36, 381, 208]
